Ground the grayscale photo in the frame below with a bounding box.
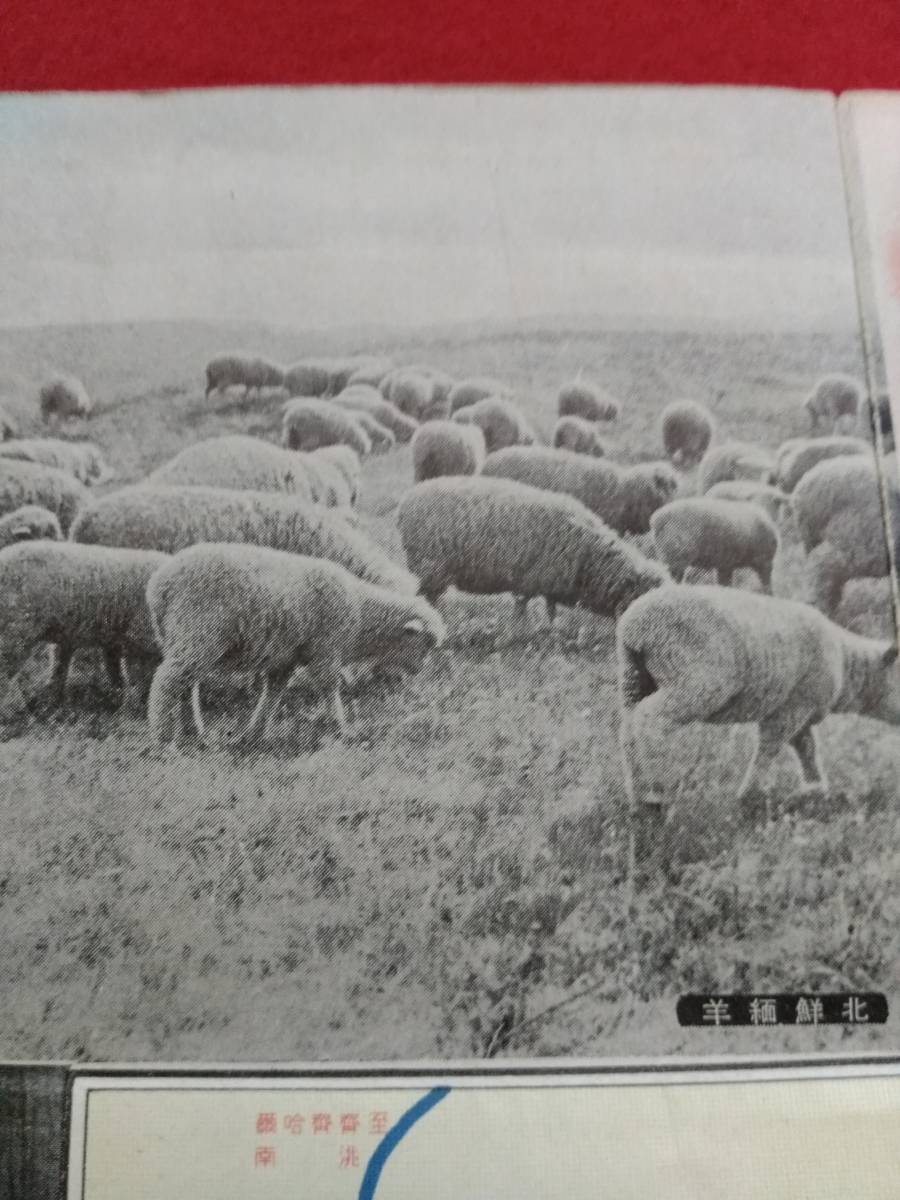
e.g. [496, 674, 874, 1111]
[0, 86, 897, 1063]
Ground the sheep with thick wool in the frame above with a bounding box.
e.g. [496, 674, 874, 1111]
[39, 374, 93, 422]
[350, 410, 396, 453]
[346, 358, 395, 389]
[552, 415, 608, 458]
[448, 378, 511, 414]
[71, 485, 415, 595]
[0, 458, 86, 534]
[146, 543, 446, 745]
[309, 445, 362, 508]
[453, 397, 536, 454]
[331, 387, 418, 443]
[0, 438, 113, 485]
[482, 446, 677, 536]
[0, 540, 167, 709]
[697, 440, 775, 494]
[650, 497, 779, 592]
[147, 435, 317, 500]
[660, 400, 716, 469]
[0, 506, 62, 549]
[618, 584, 900, 866]
[283, 360, 333, 398]
[774, 435, 871, 493]
[384, 372, 445, 422]
[398, 476, 668, 628]
[792, 454, 898, 616]
[705, 480, 791, 523]
[557, 380, 619, 423]
[804, 374, 863, 433]
[282, 398, 372, 457]
[204, 354, 284, 398]
[411, 421, 486, 483]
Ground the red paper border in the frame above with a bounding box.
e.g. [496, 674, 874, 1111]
[2, 0, 900, 94]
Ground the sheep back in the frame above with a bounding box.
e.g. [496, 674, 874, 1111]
[557, 381, 620, 422]
[411, 421, 486, 482]
[775, 436, 872, 493]
[660, 400, 715, 468]
[147, 435, 316, 499]
[331, 388, 418, 442]
[697, 441, 775, 493]
[0, 458, 87, 534]
[39, 374, 92, 422]
[452, 396, 536, 453]
[282, 398, 372, 457]
[552, 415, 607, 457]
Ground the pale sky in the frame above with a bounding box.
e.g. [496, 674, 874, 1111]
[0, 86, 860, 332]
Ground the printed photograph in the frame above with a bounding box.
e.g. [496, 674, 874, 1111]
[0, 86, 897, 1062]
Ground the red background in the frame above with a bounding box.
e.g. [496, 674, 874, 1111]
[2, 0, 900, 93]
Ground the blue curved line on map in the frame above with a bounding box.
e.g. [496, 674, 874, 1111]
[358, 1085, 450, 1200]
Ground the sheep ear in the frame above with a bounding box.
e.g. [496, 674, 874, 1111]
[404, 618, 425, 635]
[882, 644, 899, 666]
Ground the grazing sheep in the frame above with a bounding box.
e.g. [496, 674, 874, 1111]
[331, 387, 418, 443]
[411, 421, 486, 483]
[398, 476, 667, 628]
[482, 446, 677, 536]
[805, 374, 863, 433]
[0, 506, 62, 549]
[448, 378, 511, 414]
[283, 360, 333, 398]
[705, 480, 791, 523]
[697, 440, 775, 494]
[346, 358, 394, 389]
[618, 583, 900, 866]
[204, 354, 284, 398]
[861, 390, 894, 454]
[453, 396, 536, 454]
[147, 435, 316, 500]
[0, 541, 167, 708]
[282, 398, 372, 457]
[0, 407, 18, 441]
[552, 415, 608, 458]
[385, 372, 439, 421]
[0, 458, 86, 534]
[351, 410, 396, 453]
[650, 497, 779, 592]
[792, 454, 897, 616]
[660, 400, 716, 469]
[39, 374, 92, 422]
[146, 543, 446, 745]
[71, 485, 416, 595]
[0, 438, 113, 485]
[774, 435, 871, 493]
[310, 445, 362, 508]
[558, 380, 619, 423]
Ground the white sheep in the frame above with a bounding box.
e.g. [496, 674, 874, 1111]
[792, 454, 897, 616]
[453, 396, 536, 453]
[146, 543, 445, 745]
[482, 446, 677, 536]
[346, 358, 395, 389]
[697, 440, 775, 494]
[282, 398, 372, 457]
[618, 583, 900, 866]
[204, 354, 284, 398]
[650, 497, 779, 592]
[0, 505, 62, 549]
[147, 435, 316, 500]
[0, 458, 87, 534]
[39, 374, 93, 422]
[448, 378, 511, 414]
[557, 380, 619, 423]
[397, 475, 668, 628]
[411, 421, 486, 483]
[331, 387, 419, 443]
[0, 540, 167, 708]
[774, 435, 871, 493]
[385, 372, 445, 422]
[309, 445, 362, 508]
[552, 415, 608, 458]
[283, 360, 333, 398]
[0, 438, 113, 485]
[660, 400, 716, 469]
[351, 410, 396, 453]
[0, 406, 18, 441]
[705, 480, 791, 523]
[71, 484, 416, 595]
[804, 374, 863, 433]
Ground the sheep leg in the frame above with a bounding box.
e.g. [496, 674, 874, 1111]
[736, 722, 788, 821]
[238, 677, 271, 743]
[545, 599, 557, 627]
[190, 682, 207, 742]
[786, 724, 828, 807]
[756, 561, 774, 596]
[102, 649, 126, 693]
[619, 691, 683, 877]
[806, 544, 846, 616]
[716, 567, 734, 588]
[47, 643, 74, 707]
[307, 656, 346, 738]
[258, 667, 297, 742]
[148, 660, 193, 746]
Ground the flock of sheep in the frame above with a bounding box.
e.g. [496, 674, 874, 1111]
[0, 352, 898, 876]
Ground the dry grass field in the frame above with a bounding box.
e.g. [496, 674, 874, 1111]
[0, 318, 898, 1063]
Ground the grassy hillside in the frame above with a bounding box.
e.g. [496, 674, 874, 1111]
[1, 318, 898, 1063]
